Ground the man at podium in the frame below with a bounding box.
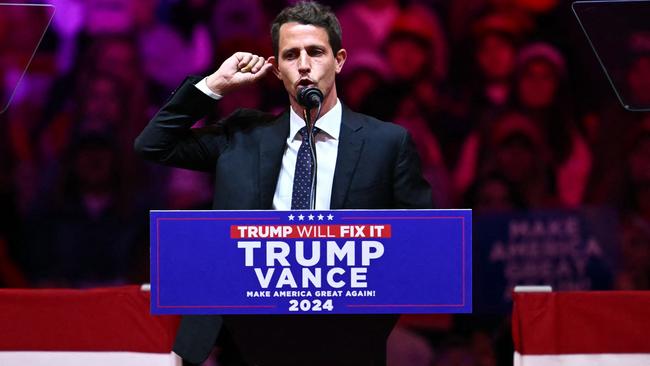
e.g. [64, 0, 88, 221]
[135, 1, 432, 365]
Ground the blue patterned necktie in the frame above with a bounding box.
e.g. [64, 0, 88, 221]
[291, 126, 320, 210]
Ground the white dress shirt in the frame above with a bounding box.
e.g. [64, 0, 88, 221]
[195, 76, 223, 100]
[272, 101, 341, 210]
[195, 77, 341, 210]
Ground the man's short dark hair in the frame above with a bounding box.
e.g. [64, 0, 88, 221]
[271, 1, 343, 58]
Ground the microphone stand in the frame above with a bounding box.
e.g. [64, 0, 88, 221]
[303, 103, 322, 210]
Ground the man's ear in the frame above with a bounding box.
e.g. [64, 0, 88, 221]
[268, 56, 282, 79]
[334, 49, 347, 74]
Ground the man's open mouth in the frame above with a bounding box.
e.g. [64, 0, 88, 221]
[297, 79, 315, 88]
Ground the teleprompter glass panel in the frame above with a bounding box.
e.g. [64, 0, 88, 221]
[0, 3, 55, 114]
[573, 0, 650, 111]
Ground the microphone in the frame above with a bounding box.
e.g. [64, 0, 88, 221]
[296, 85, 323, 210]
[297, 86, 323, 109]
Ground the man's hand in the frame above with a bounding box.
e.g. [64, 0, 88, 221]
[206, 52, 274, 96]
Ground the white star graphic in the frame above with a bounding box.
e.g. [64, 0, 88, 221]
[327, 214, 334, 221]
[308, 214, 315, 220]
[298, 214, 305, 221]
[288, 214, 295, 221]
[317, 214, 324, 220]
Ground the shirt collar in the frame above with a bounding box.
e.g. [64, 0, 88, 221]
[289, 98, 342, 141]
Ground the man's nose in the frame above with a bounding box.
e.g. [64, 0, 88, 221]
[297, 51, 310, 73]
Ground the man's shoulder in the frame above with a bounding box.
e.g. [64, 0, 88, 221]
[344, 107, 407, 140]
[227, 108, 278, 122]
[216, 108, 286, 133]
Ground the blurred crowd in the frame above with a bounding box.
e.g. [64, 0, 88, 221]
[1, 0, 649, 365]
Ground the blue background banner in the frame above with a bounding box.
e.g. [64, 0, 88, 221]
[150, 209, 472, 315]
[473, 208, 617, 313]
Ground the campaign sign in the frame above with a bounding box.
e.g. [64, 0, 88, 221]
[474, 208, 617, 313]
[150, 209, 472, 315]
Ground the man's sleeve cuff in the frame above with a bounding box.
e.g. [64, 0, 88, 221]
[194, 76, 223, 100]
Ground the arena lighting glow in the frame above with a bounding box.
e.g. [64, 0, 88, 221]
[0, 3, 55, 114]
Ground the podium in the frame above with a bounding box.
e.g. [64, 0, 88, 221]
[152, 209, 472, 364]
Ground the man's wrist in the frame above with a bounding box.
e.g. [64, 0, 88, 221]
[194, 76, 223, 100]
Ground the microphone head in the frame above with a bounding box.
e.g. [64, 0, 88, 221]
[297, 86, 323, 109]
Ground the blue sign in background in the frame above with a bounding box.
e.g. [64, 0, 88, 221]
[473, 208, 617, 313]
[150, 209, 472, 314]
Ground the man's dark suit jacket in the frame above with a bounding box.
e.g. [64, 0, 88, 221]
[135, 77, 433, 366]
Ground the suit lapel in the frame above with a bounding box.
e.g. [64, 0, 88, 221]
[330, 106, 364, 209]
[259, 111, 289, 209]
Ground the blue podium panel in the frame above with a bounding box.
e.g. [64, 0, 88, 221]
[150, 210, 472, 315]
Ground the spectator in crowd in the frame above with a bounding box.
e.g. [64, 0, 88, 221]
[451, 11, 527, 144]
[77, 73, 128, 136]
[434, 335, 475, 366]
[139, 0, 214, 94]
[391, 91, 453, 207]
[448, 0, 534, 43]
[454, 111, 558, 208]
[470, 330, 498, 366]
[165, 168, 214, 211]
[512, 42, 592, 207]
[489, 112, 557, 207]
[339, 51, 390, 112]
[618, 121, 650, 289]
[585, 31, 650, 205]
[39, 72, 133, 183]
[40, 33, 156, 202]
[360, 6, 453, 206]
[625, 32, 650, 108]
[387, 326, 435, 366]
[470, 15, 519, 110]
[25, 134, 140, 287]
[212, 0, 267, 46]
[336, 0, 400, 56]
[42, 33, 148, 139]
[83, 0, 134, 35]
[621, 118, 650, 224]
[81, 35, 148, 121]
[463, 173, 526, 212]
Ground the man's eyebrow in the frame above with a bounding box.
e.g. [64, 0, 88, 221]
[281, 45, 327, 56]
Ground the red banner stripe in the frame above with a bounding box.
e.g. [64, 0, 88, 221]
[0, 286, 180, 352]
[512, 291, 650, 355]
